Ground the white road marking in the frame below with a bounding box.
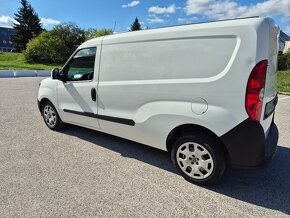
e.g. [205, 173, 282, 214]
[279, 96, 290, 101]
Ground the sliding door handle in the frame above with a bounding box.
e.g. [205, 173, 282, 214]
[91, 88, 96, 101]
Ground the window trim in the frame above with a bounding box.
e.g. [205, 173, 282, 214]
[61, 47, 97, 83]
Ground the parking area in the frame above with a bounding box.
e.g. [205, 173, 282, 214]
[0, 77, 290, 217]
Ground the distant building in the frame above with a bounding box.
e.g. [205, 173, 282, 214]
[0, 27, 16, 52]
[279, 30, 290, 53]
[284, 41, 290, 54]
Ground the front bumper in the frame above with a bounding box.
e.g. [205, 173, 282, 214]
[37, 99, 41, 113]
[221, 118, 278, 169]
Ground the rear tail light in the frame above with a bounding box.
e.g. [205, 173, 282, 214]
[245, 60, 267, 122]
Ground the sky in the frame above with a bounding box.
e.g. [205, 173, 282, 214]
[0, 0, 289, 34]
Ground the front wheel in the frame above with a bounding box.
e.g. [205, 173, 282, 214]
[42, 101, 64, 130]
[171, 132, 226, 185]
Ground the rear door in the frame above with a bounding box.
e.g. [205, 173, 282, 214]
[57, 47, 100, 129]
[260, 21, 279, 134]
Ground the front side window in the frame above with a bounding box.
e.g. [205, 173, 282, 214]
[64, 47, 96, 81]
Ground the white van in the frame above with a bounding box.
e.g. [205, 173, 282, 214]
[37, 17, 279, 185]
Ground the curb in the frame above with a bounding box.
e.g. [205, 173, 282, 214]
[37, 70, 51, 77]
[0, 70, 51, 78]
[14, 70, 37, 77]
[0, 70, 15, 78]
[278, 91, 290, 96]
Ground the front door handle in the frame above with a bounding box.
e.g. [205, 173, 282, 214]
[91, 88, 96, 102]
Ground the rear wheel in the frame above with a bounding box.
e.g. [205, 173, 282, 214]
[171, 132, 226, 185]
[42, 101, 64, 130]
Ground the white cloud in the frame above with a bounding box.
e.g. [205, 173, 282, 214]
[284, 26, 290, 35]
[281, 17, 290, 23]
[0, 16, 60, 27]
[148, 4, 176, 14]
[122, 1, 140, 8]
[185, 0, 290, 20]
[0, 16, 17, 27]
[40, 18, 61, 26]
[177, 17, 198, 24]
[147, 15, 165, 24]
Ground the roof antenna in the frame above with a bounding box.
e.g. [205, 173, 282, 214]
[113, 21, 116, 33]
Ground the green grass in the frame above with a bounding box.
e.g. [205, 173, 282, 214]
[0, 52, 62, 70]
[277, 71, 290, 93]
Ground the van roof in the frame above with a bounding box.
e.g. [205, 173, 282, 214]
[79, 16, 267, 49]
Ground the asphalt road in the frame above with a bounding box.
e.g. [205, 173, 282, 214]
[0, 77, 290, 217]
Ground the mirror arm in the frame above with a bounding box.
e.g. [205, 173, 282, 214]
[59, 70, 67, 83]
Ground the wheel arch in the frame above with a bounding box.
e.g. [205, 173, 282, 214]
[38, 97, 60, 116]
[39, 97, 52, 112]
[166, 124, 228, 155]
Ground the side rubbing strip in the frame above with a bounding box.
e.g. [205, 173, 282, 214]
[63, 109, 135, 126]
[96, 114, 135, 126]
[63, 109, 95, 118]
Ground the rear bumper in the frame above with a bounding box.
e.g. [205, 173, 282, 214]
[221, 118, 278, 169]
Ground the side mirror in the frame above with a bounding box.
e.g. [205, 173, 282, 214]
[51, 68, 60, 79]
[51, 68, 65, 81]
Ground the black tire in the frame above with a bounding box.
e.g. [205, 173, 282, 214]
[41, 101, 64, 131]
[170, 131, 226, 185]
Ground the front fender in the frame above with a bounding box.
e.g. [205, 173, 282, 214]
[37, 79, 60, 116]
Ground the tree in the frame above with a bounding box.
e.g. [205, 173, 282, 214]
[130, 17, 141, 31]
[85, 28, 98, 40]
[25, 23, 85, 64]
[85, 28, 113, 40]
[278, 52, 290, 70]
[12, 0, 43, 51]
[51, 23, 85, 55]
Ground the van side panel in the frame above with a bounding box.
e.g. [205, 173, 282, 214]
[96, 18, 271, 151]
[100, 37, 236, 81]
